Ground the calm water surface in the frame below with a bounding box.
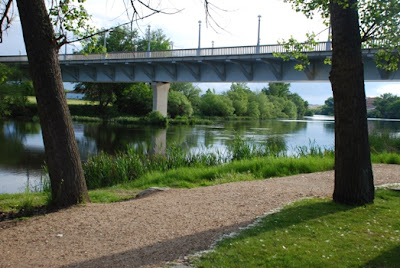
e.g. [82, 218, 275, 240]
[1, 116, 399, 193]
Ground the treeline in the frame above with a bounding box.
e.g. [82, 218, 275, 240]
[368, 93, 400, 119]
[171, 82, 311, 119]
[315, 93, 400, 119]
[77, 81, 311, 120]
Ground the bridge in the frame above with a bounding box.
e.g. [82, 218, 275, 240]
[1, 41, 399, 116]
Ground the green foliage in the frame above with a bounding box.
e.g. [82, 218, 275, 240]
[314, 97, 334, 115]
[115, 83, 153, 116]
[200, 89, 235, 116]
[273, 33, 318, 71]
[370, 93, 400, 119]
[49, 0, 97, 50]
[0, 63, 12, 84]
[168, 91, 193, 118]
[170, 82, 201, 114]
[262, 83, 291, 98]
[195, 189, 400, 268]
[0, 64, 33, 117]
[227, 83, 250, 116]
[145, 111, 168, 126]
[369, 131, 400, 153]
[136, 28, 171, 51]
[103, 26, 138, 52]
[288, 93, 309, 118]
[74, 82, 117, 118]
[261, 83, 309, 119]
[282, 0, 400, 71]
[228, 135, 288, 160]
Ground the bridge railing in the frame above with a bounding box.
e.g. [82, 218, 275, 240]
[0, 41, 338, 63]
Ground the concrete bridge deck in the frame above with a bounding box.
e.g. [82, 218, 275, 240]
[1, 42, 399, 83]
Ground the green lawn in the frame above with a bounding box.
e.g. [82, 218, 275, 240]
[27, 96, 99, 105]
[194, 188, 400, 268]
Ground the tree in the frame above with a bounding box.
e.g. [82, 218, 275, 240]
[288, 93, 308, 118]
[116, 83, 153, 116]
[330, 0, 374, 205]
[262, 83, 291, 98]
[227, 83, 250, 116]
[285, 0, 383, 204]
[200, 89, 235, 116]
[136, 28, 171, 51]
[168, 91, 193, 118]
[74, 82, 116, 118]
[170, 82, 201, 114]
[14, 0, 90, 207]
[372, 93, 400, 119]
[316, 97, 335, 115]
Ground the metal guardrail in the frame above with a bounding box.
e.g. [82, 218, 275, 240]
[0, 42, 333, 63]
[0, 41, 388, 63]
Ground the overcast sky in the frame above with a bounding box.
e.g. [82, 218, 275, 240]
[1, 0, 399, 104]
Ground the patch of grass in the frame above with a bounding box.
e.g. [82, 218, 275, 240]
[27, 96, 98, 106]
[371, 152, 400, 164]
[89, 189, 139, 203]
[109, 116, 142, 124]
[369, 131, 400, 154]
[71, 116, 102, 123]
[170, 116, 213, 125]
[122, 155, 335, 190]
[194, 188, 400, 268]
[0, 192, 47, 213]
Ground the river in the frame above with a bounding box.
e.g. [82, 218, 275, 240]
[1, 116, 399, 193]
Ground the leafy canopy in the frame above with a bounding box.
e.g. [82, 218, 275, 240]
[277, 0, 400, 71]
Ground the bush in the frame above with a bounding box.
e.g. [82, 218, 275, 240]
[145, 111, 168, 126]
[168, 91, 193, 118]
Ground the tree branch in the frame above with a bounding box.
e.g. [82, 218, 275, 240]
[0, 0, 14, 43]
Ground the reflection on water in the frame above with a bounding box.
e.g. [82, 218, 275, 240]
[1, 116, 399, 193]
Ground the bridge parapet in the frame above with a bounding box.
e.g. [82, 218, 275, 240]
[1, 42, 333, 63]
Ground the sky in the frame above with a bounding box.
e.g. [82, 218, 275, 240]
[1, 0, 399, 104]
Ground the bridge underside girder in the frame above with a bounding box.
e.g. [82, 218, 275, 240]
[59, 53, 400, 83]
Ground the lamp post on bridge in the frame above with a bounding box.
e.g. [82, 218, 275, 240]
[197, 20, 202, 56]
[327, 25, 332, 50]
[256, 15, 261, 53]
[147, 25, 151, 58]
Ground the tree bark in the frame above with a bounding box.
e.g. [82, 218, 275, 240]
[330, 0, 374, 205]
[16, 0, 90, 207]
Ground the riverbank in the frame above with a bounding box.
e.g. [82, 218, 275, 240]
[1, 152, 399, 219]
[0, 164, 399, 268]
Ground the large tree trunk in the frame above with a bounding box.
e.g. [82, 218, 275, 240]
[16, 0, 90, 207]
[330, 0, 374, 205]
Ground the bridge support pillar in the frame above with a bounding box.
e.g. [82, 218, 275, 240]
[151, 82, 170, 117]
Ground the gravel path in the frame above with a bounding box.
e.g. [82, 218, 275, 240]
[1, 164, 399, 268]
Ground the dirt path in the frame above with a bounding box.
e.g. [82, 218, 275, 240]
[1, 164, 399, 268]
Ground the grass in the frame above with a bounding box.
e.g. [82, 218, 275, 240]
[194, 188, 400, 268]
[0, 192, 48, 213]
[71, 115, 102, 123]
[369, 131, 400, 154]
[27, 96, 99, 106]
[124, 155, 335, 189]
